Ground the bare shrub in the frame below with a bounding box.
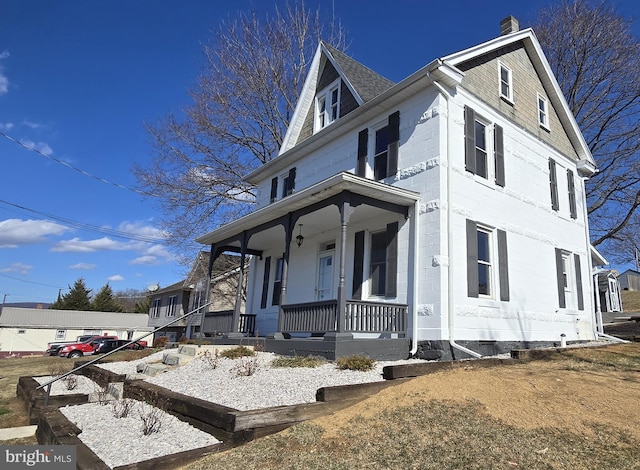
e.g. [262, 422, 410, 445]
[138, 401, 165, 435]
[62, 374, 78, 391]
[231, 355, 260, 377]
[93, 383, 111, 405]
[335, 355, 376, 372]
[111, 398, 136, 418]
[220, 345, 255, 359]
[200, 349, 220, 369]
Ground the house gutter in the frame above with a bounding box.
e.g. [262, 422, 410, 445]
[426, 67, 482, 359]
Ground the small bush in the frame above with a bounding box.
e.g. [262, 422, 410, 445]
[62, 374, 78, 391]
[138, 403, 165, 435]
[152, 336, 169, 349]
[335, 355, 376, 371]
[111, 398, 135, 418]
[93, 384, 111, 405]
[200, 349, 220, 369]
[232, 355, 260, 377]
[271, 355, 326, 368]
[220, 346, 255, 359]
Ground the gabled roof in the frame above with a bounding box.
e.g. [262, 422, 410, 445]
[441, 28, 595, 169]
[265, 28, 595, 182]
[0, 307, 151, 330]
[280, 42, 395, 154]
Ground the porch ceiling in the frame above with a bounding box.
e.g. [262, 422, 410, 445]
[196, 172, 421, 247]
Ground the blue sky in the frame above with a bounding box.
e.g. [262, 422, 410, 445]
[2, 1, 639, 304]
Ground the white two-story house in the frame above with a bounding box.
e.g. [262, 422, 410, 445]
[195, 17, 599, 360]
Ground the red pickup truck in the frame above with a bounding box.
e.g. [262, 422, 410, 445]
[58, 336, 147, 358]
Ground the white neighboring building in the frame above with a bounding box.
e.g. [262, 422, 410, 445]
[196, 18, 600, 360]
[0, 307, 151, 357]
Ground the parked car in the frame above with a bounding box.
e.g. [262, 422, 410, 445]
[45, 334, 109, 356]
[92, 339, 147, 355]
[57, 335, 118, 358]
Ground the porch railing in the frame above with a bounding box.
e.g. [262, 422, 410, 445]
[203, 310, 257, 336]
[281, 299, 407, 335]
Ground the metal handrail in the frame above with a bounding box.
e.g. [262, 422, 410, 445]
[36, 302, 213, 405]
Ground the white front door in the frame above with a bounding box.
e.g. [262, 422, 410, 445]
[317, 252, 334, 301]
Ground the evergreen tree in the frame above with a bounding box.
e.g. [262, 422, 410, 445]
[133, 297, 151, 314]
[50, 278, 92, 310]
[91, 283, 124, 312]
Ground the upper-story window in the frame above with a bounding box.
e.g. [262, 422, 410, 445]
[464, 106, 505, 187]
[151, 298, 161, 318]
[315, 79, 340, 131]
[356, 111, 400, 181]
[269, 167, 296, 203]
[499, 62, 513, 102]
[538, 93, 549, 129]
[167, 295, 177, 317]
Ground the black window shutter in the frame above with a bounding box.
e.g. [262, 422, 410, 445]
[567, 169, 577, 219]
[352, 231, 365, 299]
[494, 124, 505, 187]
[555, 248, 566, 308]
[387, 111, 399, 176]
[574, 254, 584, 310]
[270, 177, 278, 203]
[549, 159, 559, 211]
[466, 219, 479, 298]
[497, 229, 509, 301]
[385, 222, 398, 297]
[357, 129, 368, 177]
[260, 256, 271, 309]
[464, 106, 476, 174]
[287, 167, 296, 195]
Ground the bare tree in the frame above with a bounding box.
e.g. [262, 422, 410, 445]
[533, 0, 640, 263]
[134, 3, 346, 259]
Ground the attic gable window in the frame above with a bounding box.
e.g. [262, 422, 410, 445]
[315, 79, 340, 131]
[538, 93, 549, 129]
[499, 62, 513, 103]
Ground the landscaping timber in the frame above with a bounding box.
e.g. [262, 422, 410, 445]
[17, 376, 89, 425]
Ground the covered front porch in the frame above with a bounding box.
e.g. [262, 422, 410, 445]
[195, 172, 420, 359]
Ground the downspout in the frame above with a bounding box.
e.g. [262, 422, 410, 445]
[427, 69, 482, 359]
[409, 199, 420, 356]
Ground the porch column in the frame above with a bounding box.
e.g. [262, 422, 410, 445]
[277, 213, 297, 332]
[336, 201, 354, 333]
[231, 231, 249, 335]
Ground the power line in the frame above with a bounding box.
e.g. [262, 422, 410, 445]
[0, 272, 65, 289]
[0, 198, 168, 243]
[1, 130, 154, 197]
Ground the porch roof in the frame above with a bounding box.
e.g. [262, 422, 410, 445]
[196, 172, 420, 246]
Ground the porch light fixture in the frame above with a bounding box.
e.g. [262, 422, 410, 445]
[296, 224, 304, 247]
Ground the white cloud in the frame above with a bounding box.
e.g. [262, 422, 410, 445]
[0, 122, 14, 131]
[130, 255, 158, 265]
[21, 119, 45, 130]
[1, 262, 32, 275]
[0, 50, 9, 95]
[69, 263, 95, 270]
[115, 220, 168, 239]
[19, 139, 53, 156]
[0, 219, 70, 248]
[51, 237, 135, 253]
[108, 274, 124, 282]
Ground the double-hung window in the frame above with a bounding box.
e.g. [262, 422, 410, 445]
[352, 223, 398, 299]
[466, 220, 510, 301]
[356, 111, 400, 181]
[269, 167, 296, 203]
[55, 329, 66, 340]
[167, 295, 177, 317]
[315, 80, 340, 131]
[464, 106, 505, 186]
[272, 257, 284, 306]
[499, 62, 513, 102]
[151, 298, 161, 318]
[555, 249, 584, 310]
[538, 93, 549, 129]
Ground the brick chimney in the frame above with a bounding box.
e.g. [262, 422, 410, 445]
[500, 16, 519, 35]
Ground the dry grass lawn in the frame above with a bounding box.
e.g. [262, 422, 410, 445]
[184, 343, 640, 470]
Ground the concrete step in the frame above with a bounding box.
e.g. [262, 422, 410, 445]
[0, 425, 37, 441]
